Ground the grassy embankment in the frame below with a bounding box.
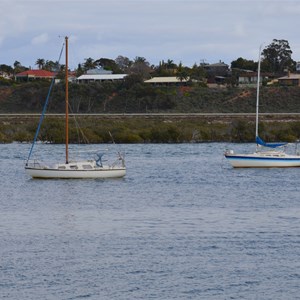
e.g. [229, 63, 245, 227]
[1, 82, 300, 143]
[1, 114, 300, 144]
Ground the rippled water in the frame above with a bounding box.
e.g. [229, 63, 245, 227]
[1, 143, 300, 299]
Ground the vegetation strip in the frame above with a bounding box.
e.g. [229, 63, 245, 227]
[1, 114, 300, 144]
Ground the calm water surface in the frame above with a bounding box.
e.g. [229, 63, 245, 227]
[1, 143, 300, 299]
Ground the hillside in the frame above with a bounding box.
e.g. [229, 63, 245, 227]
[1, 81, 300, 114]
[1, 81, 300, 143]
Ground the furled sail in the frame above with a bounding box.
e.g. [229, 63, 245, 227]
[255, 136, 287, 148]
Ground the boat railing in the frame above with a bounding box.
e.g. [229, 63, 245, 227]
[25, 159, 45, 169]
[110, 155, 125, 168]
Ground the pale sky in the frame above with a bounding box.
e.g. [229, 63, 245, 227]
[1, 0, 300, 69]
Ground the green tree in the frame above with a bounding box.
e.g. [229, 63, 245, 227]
[190, 63, 206, 84]
[153, 59, 178, 77]
[44, 60, 59, 72]
[83, 57, 96, 71]
[94, 58, 122, 73]
[176, 62, 189, 82]
[76, 63, 84, 76]
[13, 61, 26, 74]
[261, 39, 295, 74]
[115, 55, 132, 73]
[123, 73, 144, 89]
[231, 57, 257, 71]
[130, 56, 152, 79]
[166, 59, 177, 70]
[35, 58, 45, 70]
[0, 64, 13, 74]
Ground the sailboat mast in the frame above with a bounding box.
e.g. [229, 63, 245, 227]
[255, 45, 262, 138]
[65, 36, 69, 164]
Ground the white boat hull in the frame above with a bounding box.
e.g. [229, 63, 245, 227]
[225, 151, 300, 168]
[25, 160, 126, 179]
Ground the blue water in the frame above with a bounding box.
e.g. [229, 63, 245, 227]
[1, 143, 300, 299]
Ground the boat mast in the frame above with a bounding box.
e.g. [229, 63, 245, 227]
[65, 36, 69, 164]
[255, 44, 262, 139]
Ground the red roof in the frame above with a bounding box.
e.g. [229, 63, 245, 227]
[16, 69, 55, 78]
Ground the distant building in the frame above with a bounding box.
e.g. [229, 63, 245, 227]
[0, 71, 12, 80]
[77, 74, 127, 84]
[296, 62, 300, 73]
[204, 61, 229, 76]
[278, 72, 300, 86]
[15, 69, 55, 81]
[77, 67, 127, 83]
[144, 76, 189, 86]
[203, 61, 229, 84]
[232, 69, 274, 86]
[86, 67, 112, 75]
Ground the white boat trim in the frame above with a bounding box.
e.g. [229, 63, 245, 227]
[225, 150, 300, 168]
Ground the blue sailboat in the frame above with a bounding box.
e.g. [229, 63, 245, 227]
[225, 45, 300, 168]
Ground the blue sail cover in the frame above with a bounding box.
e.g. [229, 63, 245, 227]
[256, 136, 287, 148]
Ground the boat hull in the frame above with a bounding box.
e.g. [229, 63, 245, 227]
[225, 153, 300, 168]
[25, 166, 126, 179]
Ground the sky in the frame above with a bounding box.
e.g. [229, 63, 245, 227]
[1, 0, 300, 70]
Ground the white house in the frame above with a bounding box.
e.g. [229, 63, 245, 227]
[77, 67, 127, 83]
[144, 76, 189, 86]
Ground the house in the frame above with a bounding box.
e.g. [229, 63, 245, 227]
[15, 69, 55, 81]
[77, 67, 127, 83]
[0, 71, 12, 80]
[86, 67, 112, 75]
[144, 76, 189, 86]
[278, 73, 300, 86]
[77, 74, 127, 83]
[204, 61, 229, 76]
[237, 71, 260, 85]
[233, 69, 273, 86]
[203, 61, 229, 84]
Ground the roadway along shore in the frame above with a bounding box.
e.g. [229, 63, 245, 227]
[1, 113, 300, 122]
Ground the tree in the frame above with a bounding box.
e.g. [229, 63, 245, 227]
[190, 63, 206, 83]
[0, 64, 13, 74]
[261, 39, 295, 74]
[115, 55, 132, 73]
[35, 58, 45, 70]
[13, 61, 21, 69]
[153, 59, 177, 77]
[166, 59, 177, 70]
[44, 60, 59, 72]
[129, 56, 152, 79]
[13, 61, 26, 74]
[94, 58, 122, 73]
[123, 73, 144, 89]
[76, 63, 84, 77]
[231, 57, 257, 71]
[176, 62, 189, 82]
[83, 57, 96, 71]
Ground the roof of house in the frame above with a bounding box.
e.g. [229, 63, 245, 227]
[15, 69, 55, 77]
[86, 67, 112, 75]
[278, 74, 300, 80]
[144, 76, 188, 83]
[204, 62, 229, 68]
[77, 74, 127, 80]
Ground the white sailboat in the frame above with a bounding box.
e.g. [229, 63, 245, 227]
[225, 45, 300, 168]
[25, 37, 126, 178]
